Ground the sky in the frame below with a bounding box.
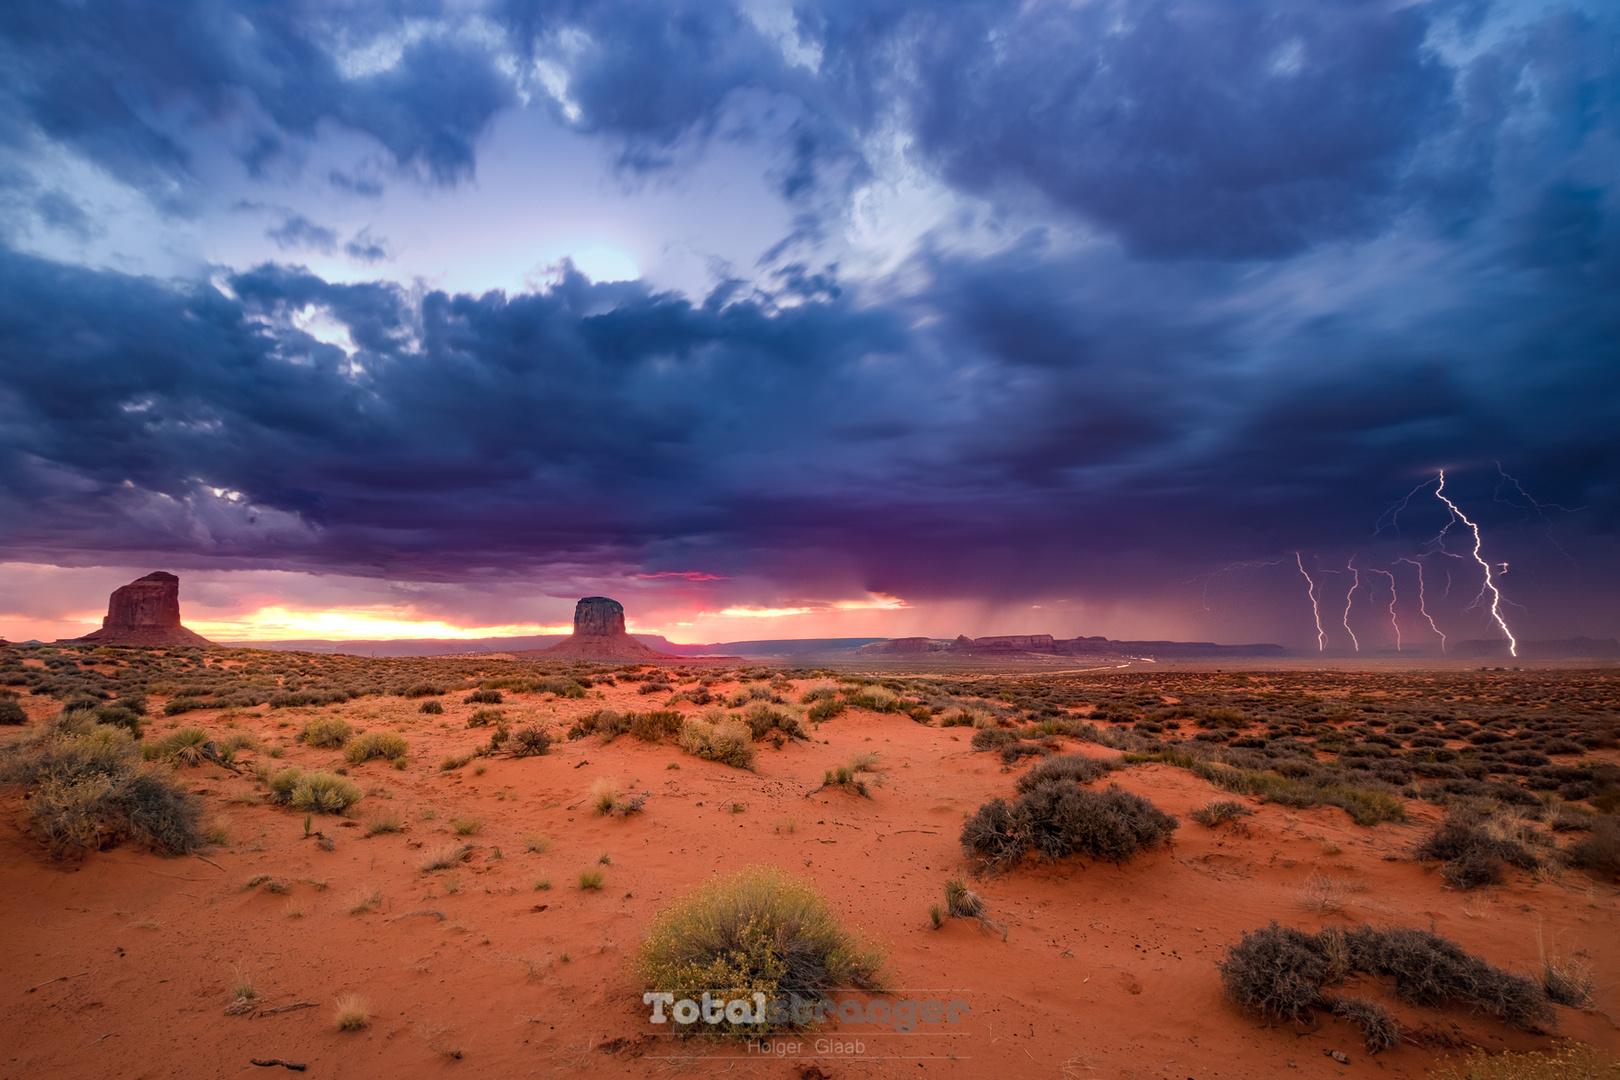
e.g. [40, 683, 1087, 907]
[1, 0, 1616, 651]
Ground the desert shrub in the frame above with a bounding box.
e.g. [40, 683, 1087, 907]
[0, 718, 203, 856]
[0, 698, 28, 724]
[970, 727, 1021, 751]
[163, 697, 204, 716]
[467, 707, 505, 728]
[91, 705, 142, 737]
[568, 709, 627, 740]
[419, 700, 443, 715]
[962, 784, 1177, 869]
[844, 686, 899, 713]
[465, 689, 503, 705]
[1569, 818, 1620, 879]
[1218, 922, 1333, 1021]
[590, 776, 647, 816]
[678, 718, 756, 769]
[638, 681, 674, 696]
[744, 705, 807, 741]
[630, 710, 685, 742]
[537, 677, 588, 698]
[1540, 952, 1595, 1009]
[509, 725, 552, 757]
[266, 766, 304, 803]
[807, 698, 846, 722]
[143, 726, 219, 767]
[799, 685, 837, 704]
[1014, 753, 1113, 792]
[1415, 808, 1547, 889]
[1191, 799, 1254, 827]
[344, 731, 408, 763]
[300, 717, 354, 748]
[1344, 925, 1553, 1029]
[637, 865, 884, 1035]
[290, 770, 363, 814]
[1331, 996, 1401, 1053]
[578, 867, 605, 889]
[403, 682, 445, 698]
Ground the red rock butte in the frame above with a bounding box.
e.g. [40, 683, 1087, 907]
[523, 596, 675, 661]
[70, 571, 213, 647]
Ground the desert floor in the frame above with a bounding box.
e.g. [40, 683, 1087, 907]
[2, 658, 1617, 1079]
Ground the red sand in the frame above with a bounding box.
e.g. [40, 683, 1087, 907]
[2, 675, 1616, 1079]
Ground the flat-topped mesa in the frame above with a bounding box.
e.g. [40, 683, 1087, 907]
[573, 596, 627, 637]
[71, 572, 213, 647]
[525, 596, 673, 661]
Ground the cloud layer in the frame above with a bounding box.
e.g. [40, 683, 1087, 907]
[1, 0, 1617, 646]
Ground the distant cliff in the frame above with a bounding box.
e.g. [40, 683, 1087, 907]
[859, 634, 1284, 658]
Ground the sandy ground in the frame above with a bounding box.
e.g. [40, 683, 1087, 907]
[2, 672, 1616, 1080]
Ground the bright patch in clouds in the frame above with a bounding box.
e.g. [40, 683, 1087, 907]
[192, 606, 572, 641]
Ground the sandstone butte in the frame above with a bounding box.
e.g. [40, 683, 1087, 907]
[515, 596, 677, 661]
[68, 571, 213, 648]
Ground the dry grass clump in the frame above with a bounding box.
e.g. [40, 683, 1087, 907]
[1190, 799, 1254, 827]
[419, 842, 472, 871]
[290, 770, 363, 814]
[961, 784, 1178, 869]
[347, 889, 381, 915]
[523, 833, 551, 853]
[819, 751, 883, 797]
[637, 865, 884, 1035]
[300, 717, 354, 749]
[1218, 922, 1556, 1052]
[344, 731, 408, 764]
[577, 868, 605, 890]
[1538, 929, 1596, 1009]
[438, 752, 474, 772]
[589, 776, 647, 816]
[450, 816, 481, 836]
[677, 717, 756, 769]
[1427, 1042, 1618, 1080]
[0, 715, 204, 857]
[231, 964, 256, 1001]
[364, 809, 403, 836]
[333, 993, 369, 1031]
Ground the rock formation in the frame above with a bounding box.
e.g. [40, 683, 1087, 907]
[523, 597, 675, 661]
[71, 572, 213, 647]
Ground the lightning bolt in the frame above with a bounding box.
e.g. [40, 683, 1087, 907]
[1494, 462, 1583, 566]
[1368, 567, 1401, 651]
[1294, 552, 1325, 652]
[1341, 557, 1362, 653]
[1395, 556, 1446, 653]
[1434, 469, 1518, 657]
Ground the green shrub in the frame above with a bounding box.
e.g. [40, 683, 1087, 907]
[630, 710, 685, 742]
[637, 865, 884, 1035]
[266, 766, 304, 803]
[300, 717, 354, 748]
[143, 726, 219, 767]
[678, 718, 756, 769]
[344, 731, 408, 764]
[290, 771, 362, 814]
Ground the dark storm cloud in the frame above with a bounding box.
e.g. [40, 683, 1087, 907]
[1, 0, 1618, 641]
[0, 1, 514, 199]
